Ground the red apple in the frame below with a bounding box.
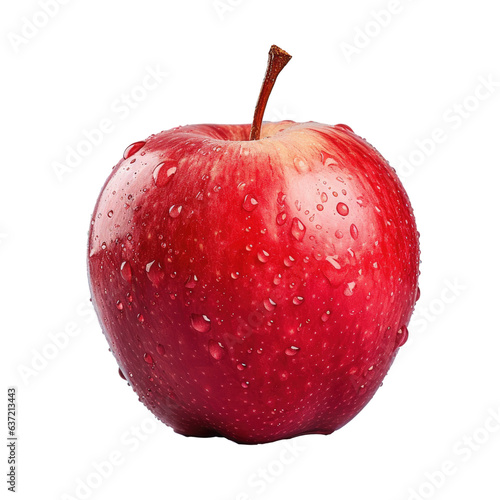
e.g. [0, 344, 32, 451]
[88, 46, 419, 444]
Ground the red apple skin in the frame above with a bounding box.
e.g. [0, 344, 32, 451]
[88, 121, 419, 444]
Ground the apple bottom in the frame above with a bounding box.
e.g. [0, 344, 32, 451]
[96, 264, 400, 444]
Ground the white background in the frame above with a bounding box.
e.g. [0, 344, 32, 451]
[2, 0, 500, 499]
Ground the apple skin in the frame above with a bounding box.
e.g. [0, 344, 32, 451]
[88, 121, 419, 444]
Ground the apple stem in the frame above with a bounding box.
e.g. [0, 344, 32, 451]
[249, 45, 292, 141]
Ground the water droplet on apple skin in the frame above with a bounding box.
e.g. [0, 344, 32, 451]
[190, 313, 211, 333]
[169, 205, 183, 218]
[285, 346, 300, 356]
[263, 298, 277, 311]
[156, 344, 166, 356]
[120, 261, 132, 283]
[336, 124, 354, 133]
[350, 224, 359, 240]
[208, 339, 225, 360]
[290, 217, 306, 241]
[153, 161, 177, 187]
[395, 325, 409, 348]
[144, 353, 154, 364]
[257, 250, 270, 263]
[123, 141, 146, 159]
[242, 194, 258, 212]
[276, 211, 287, 226]
[336, 202, 349, 216]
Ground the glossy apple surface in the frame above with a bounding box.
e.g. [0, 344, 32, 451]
[88, 121, 419, 444]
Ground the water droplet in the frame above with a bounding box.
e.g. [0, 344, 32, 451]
[107, 210, 114, 218]
[326, 256, 341, 270]
[169, 204, 183, 218]
[126, 292, 133, 303]
[291, 218, 306, 241]
[146, 260, 164, 286]
[336, 202, 349, 216]
[292, 296, 304, 306]
[263, 298, 277, 311]
[241, 381, 249, 389]
[356, 196, 367, 208]
[273, 273, 282, 285]
[118, 368, 126, 380]
[321, 310, 331, 322]
[123, 141, 146, 159]
[237, 363, 246, 371]
[335, 230, 343, 239]
[396, 325, 409, 347]
[416, 287, 421, 301]
[144, 353, 153, 365]
[350, 224, 359, 240]
[257, 249, 270, 263]
[344, 282, 356, 296]
[321, 192, 328, 203]
[137, 313, 145, 323]
[116, 300, 124, 311]
[336, 124, 353, 133]
[242, 194, 258, 212]
[153, 161, 177, 187]
[294, 157, 307, 171]
[295, 200, 301, 211]
[277, 192, 286, 205]
[316, 204, 324, 211]
[190, 313, 211, 333]
[276, 211, 287, 226]
[184, 274, 198, 288]
[285, 346, 300, 356]
[230, 271, 240, 280]
[208, 339, 225, 360]
[284, 255, 295, 267]
[156, 344, 166, 356]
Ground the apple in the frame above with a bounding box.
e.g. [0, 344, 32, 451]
[88, 46, 419, 444]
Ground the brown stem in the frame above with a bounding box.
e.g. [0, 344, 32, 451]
[249, 45, 292, 141]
